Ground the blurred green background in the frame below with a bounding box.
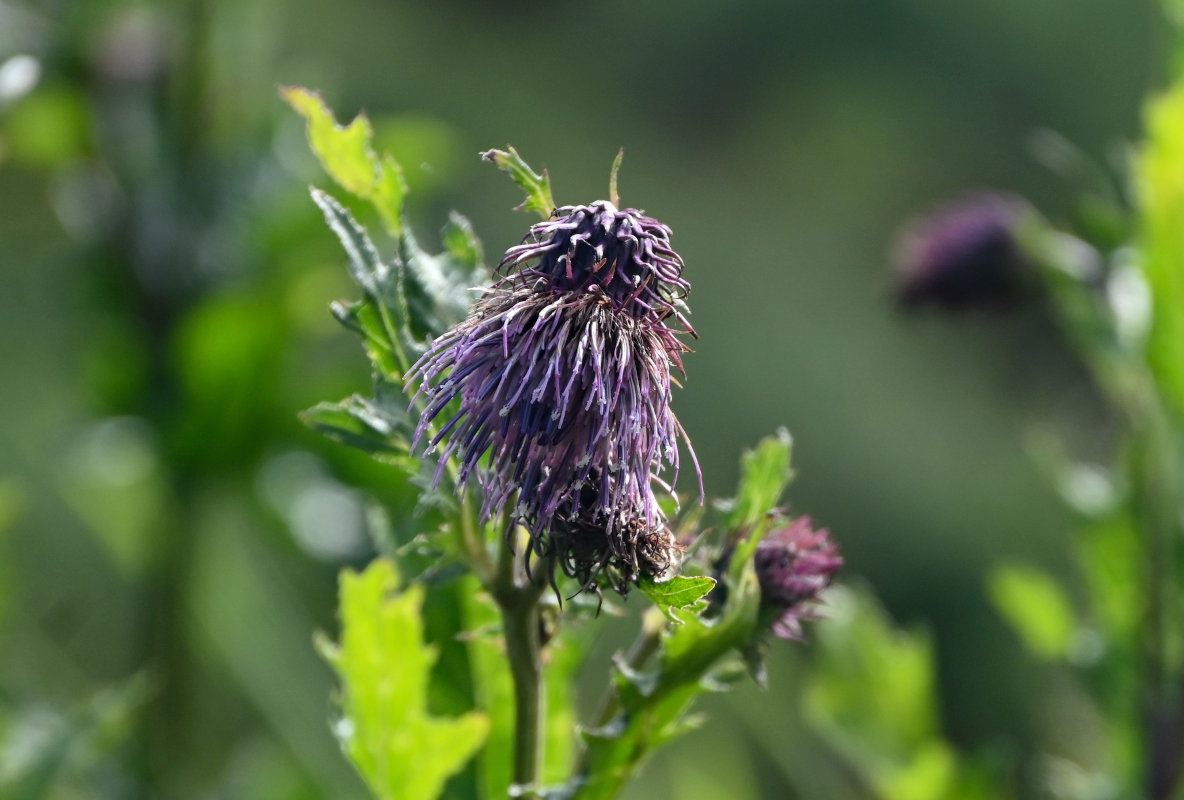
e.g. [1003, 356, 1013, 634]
[0, 0, 1169, 797]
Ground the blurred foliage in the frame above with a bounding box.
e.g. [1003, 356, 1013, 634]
[987, 564, 1077, 662]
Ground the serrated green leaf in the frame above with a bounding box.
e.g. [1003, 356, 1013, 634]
[300, 397, 412, 467]
[310, 189, 420, 373]
[1138, 82, 1184, 421]
[987, 563, 1076, 660]
[401, 226, 486, 335]
[481, 146, 556, 219]
[322, 559, 488, 800]
[310, 188, 389, 300]
[639, 575, 716, 623]
[728, 428, 794, 532]
[283, 86, 407, 236]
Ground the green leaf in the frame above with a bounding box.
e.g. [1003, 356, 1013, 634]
[481, 146, 556, 219]
[283, 86, 407, 237]
[310, 188, 420, 373]
[300, 396, 412, 466]
[319, 559, 488, 800]
[986, 563, 1076, 660]
[723, 429, 795, 574]
[608, 148, 624, 208]
[401, 223, 487, 336]
[727, 428, 794, 532]
[639, 575, 716, 623]
[1138, 82, 1184, 420]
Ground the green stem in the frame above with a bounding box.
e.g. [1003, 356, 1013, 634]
[502, 590, 544, 792]
[493, 530, 547, 795]
[592, 608, 664, 728]
[457, 495, 495, 586]
[1132, 402, 1183, 799]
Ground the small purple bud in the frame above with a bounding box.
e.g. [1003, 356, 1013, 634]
[894, 193, 1033, 310]
[754, 517, 842, 641]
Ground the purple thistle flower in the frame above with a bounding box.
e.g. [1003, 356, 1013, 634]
[894, 193, 1033, 310]
[500, 201, 694, 330]
[754, 517, 842, 641]
[406, 202, 699, 589]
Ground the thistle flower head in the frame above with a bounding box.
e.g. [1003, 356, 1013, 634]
[500, 201, 693, 328]
[895, 193, 1032, 310]
[407, 252, 698, 589]
[754, 517, 842, 641]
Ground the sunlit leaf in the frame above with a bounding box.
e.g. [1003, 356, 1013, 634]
[727, 428, 794, 532]
[283, 86, 407, 237]
[481, 146, 556, 219]
[987, 563, 1076, 660]
[318, 559, 488, 800]
[639, 575, 716, 623]
[1137, 81, 1184, 420]
[724, 429, 795, 573]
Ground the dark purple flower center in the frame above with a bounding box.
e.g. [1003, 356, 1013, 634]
[500, 201, 693, 328]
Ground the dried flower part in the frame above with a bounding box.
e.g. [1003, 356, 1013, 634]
[754, 517, 842, 641]
[542, 492, 683, 595]
[500, 201, 694, 330]
[895, 193, 1031, 310]
[407, 280, 697, 551]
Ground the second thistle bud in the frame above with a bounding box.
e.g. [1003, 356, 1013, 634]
[754, 517, 842, 641]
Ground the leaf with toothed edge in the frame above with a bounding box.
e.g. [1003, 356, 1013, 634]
[282, 86, 407, 237]
[481, 146, 556, 219]
[639, 575, 716, 623]
[317, 559, 488, 800]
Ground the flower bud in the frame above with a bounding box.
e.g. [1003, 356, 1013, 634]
[895, 193, 1032, 310]
[754, 517, 842, 641]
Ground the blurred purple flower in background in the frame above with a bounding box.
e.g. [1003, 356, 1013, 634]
[755, 517, 842, 641]
[894, 193, 1033, 310]
[407, 201, 699, 591]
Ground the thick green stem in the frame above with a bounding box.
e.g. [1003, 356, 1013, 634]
[591, 608, 664, 728]
[493, 532, 547, 795]
[1132, 405, 1184, 799]
[503, 592, 544, 791]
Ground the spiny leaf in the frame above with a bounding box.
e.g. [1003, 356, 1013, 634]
[481, 146, 556, 219]
[727, 428, 794, 532]
[639, 575, 716, 623]
[608, 148, 624, 208]
[282, 86, 407, 236]
[319, 559, 488, 800]
[310, 188, 420, 373]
